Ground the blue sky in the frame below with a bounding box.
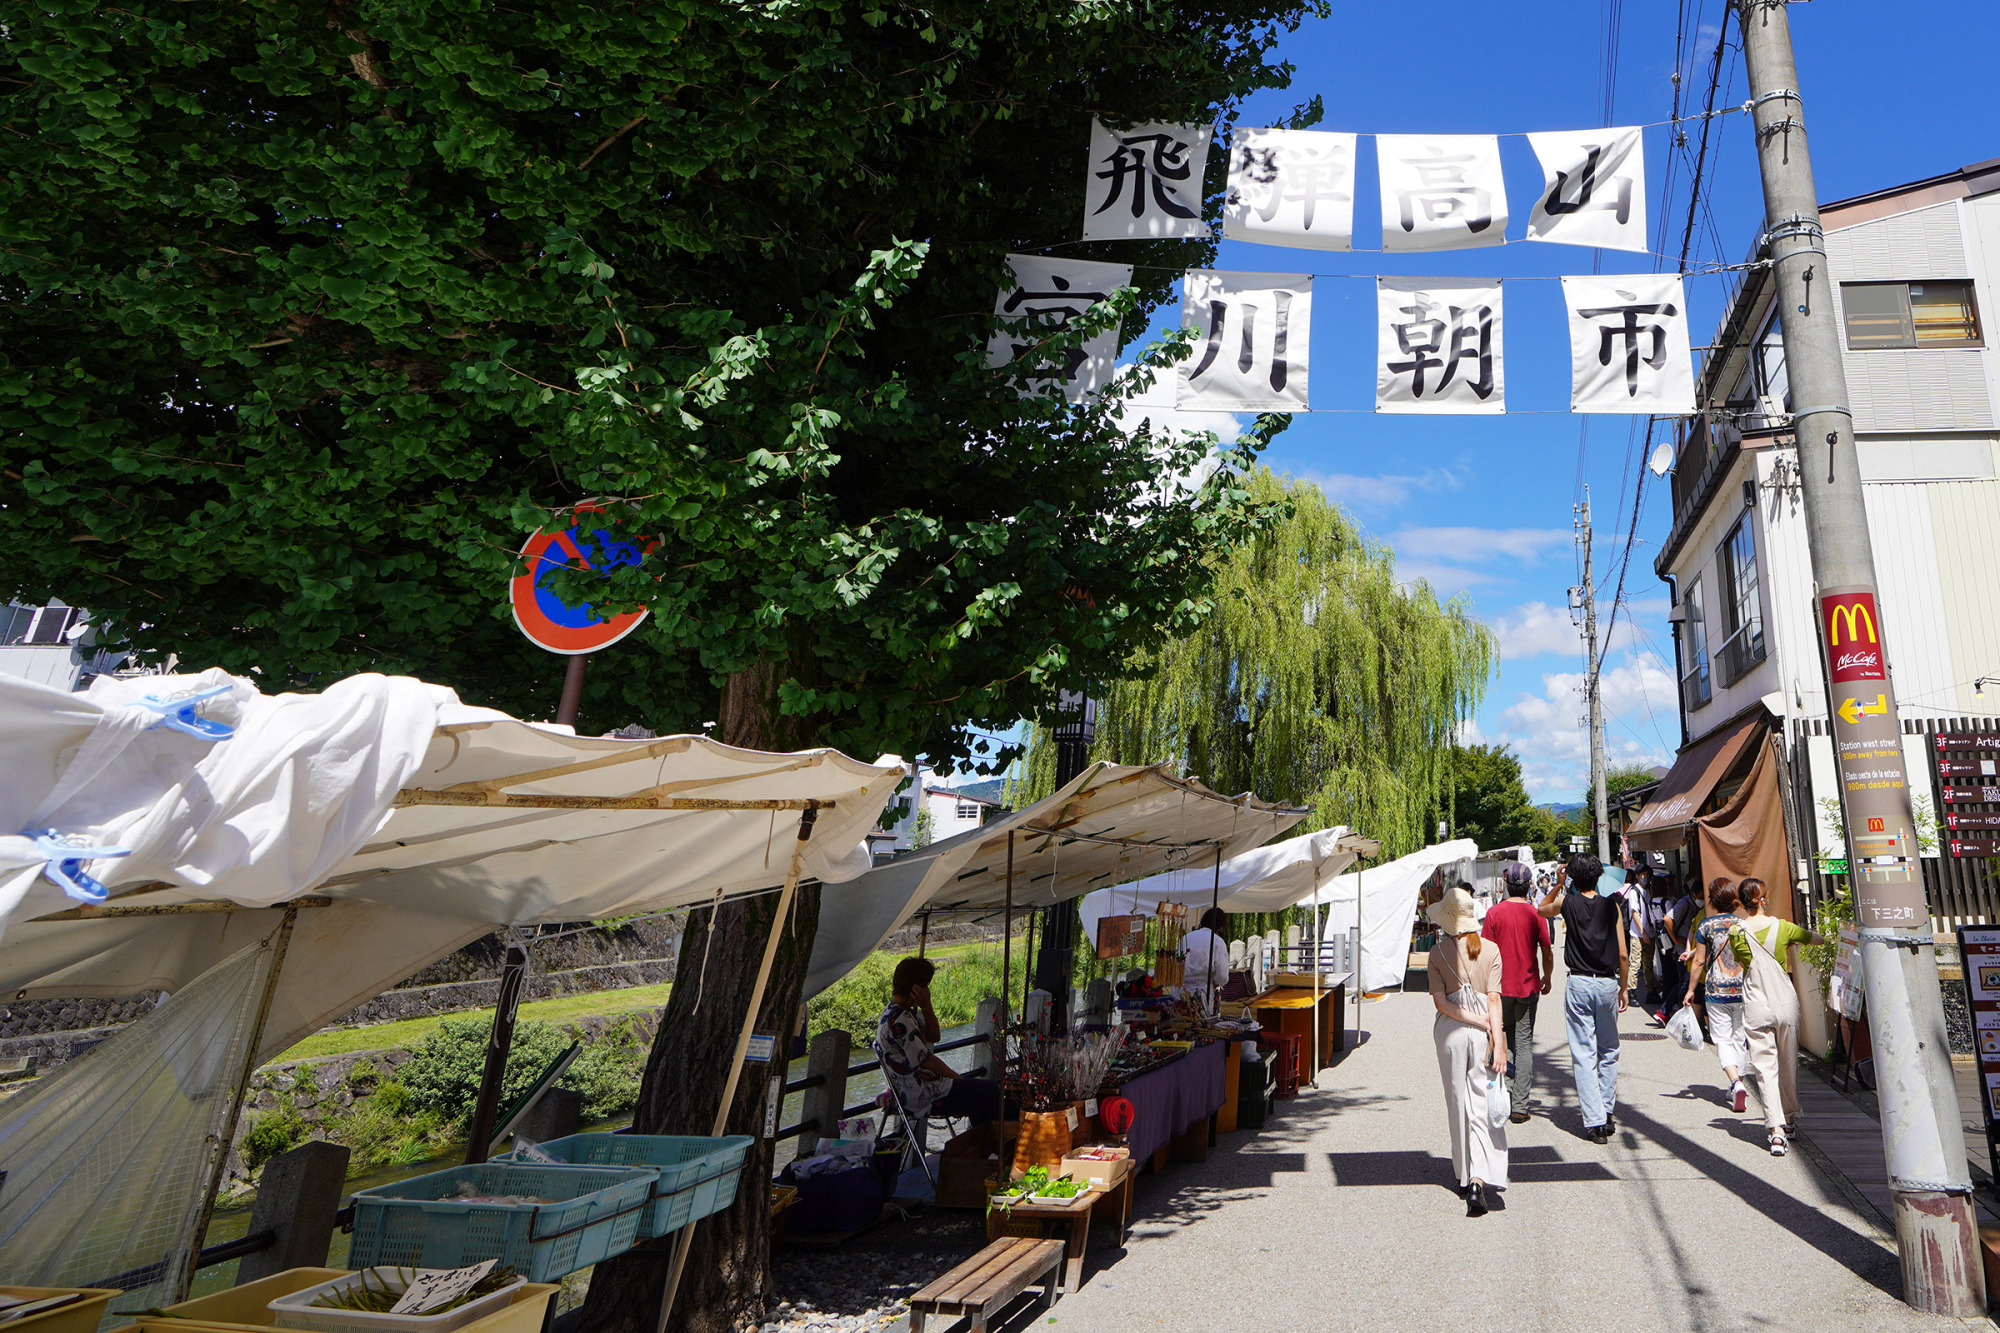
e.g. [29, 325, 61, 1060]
[1081, 0, 2000, 805]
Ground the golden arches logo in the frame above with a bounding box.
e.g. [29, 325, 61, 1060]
[1828, 601, 1878, 646]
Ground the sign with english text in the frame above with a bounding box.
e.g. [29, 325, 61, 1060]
[1817, 584, 1924, 928]
[1936, 733, 2000, 752]
[1945, 786, 2000, 804]
[1947, 813, 2000, 831]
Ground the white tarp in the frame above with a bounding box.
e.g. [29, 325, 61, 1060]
[803, 765, 1304, 993]
[1377, 278, 1505, 414]
[1562, 273, 1697, 414]
[986, 254, 1134, 402]
[1178, 270, 1311, 412]
[1222, 128, 1356, 250]
[1318, 839, 1478, 992]
[1082, 119, 1212, 240]
[1377, 134, 1507, 251]
[0, 670, 901, 1059]
[1074, 826, 1374, 941]
[1525, 127, 1649, 253]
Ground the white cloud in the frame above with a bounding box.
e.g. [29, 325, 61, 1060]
[1391, 527, 1572, 564]
[1494, 601, 1582, 662]
[1494, 649, 1678, 802]
[1294, 465, 1468, 510]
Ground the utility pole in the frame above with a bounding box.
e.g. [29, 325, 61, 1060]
[1737, 0, 1984, 1312]
[1573, 490, 1611, 862]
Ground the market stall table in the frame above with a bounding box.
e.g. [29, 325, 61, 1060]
[1249, 976, 1348, 1076]
[996, 1163, 1135, 1296]
[1114, 1041, 1227, 1169]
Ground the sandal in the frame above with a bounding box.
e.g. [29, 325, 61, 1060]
[1769, 1134, 1788, 1157]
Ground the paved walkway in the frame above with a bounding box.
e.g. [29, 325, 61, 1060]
[1018, 976, 1992, 1333]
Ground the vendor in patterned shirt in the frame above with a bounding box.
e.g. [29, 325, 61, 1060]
[875, 957, 1004, 1136]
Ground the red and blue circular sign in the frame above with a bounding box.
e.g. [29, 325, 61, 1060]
[510, 506, 654, 655]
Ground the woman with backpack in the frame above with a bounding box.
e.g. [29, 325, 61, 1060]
[1428, 885, 1508, 1216]
[1682, 881, 1749, 1115]
[1730, 878, 1820, 1155]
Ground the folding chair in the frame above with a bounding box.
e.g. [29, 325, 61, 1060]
[871, 1048, 967, 1191]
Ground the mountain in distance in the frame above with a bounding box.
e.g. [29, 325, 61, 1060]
[1541, 801, 1586, 817]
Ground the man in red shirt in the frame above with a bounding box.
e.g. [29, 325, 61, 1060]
[1481, 861, 1555, 1124]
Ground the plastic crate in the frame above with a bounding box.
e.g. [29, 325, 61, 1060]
[347, 1163, 655, 1282]
[497, 1133, 752, 1238]
[0, 1287, 118, 1333]
[158, 1270, 558, 1333]
[267, 1268, 526, 1333]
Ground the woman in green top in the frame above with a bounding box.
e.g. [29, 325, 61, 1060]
[1731, 878, 1822, 1155]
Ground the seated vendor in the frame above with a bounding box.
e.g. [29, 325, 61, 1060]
[875, 957, 1004, 1131]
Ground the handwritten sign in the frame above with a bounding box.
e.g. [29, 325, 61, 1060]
[390, 1261, 497, 1315]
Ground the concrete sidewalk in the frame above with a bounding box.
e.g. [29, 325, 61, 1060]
[1016, 981, 1989, 1333]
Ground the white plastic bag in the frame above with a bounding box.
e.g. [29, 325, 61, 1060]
[1485, 1069, 1508, 1129]
[1666, 1004, 1704, 1051]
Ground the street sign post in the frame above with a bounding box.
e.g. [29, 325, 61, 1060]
[1819, 589, 1924, 926]
[1956, 926, 2000, 1188]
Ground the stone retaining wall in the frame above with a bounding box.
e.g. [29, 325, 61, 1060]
[330, 958, 675, 1027]
[0, 993, 161, 1040]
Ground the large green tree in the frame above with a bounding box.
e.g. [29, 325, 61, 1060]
[2, 3, 1322, 1327]
[1446, 743, 1573, 861]
[1022, 468, 1496, 856]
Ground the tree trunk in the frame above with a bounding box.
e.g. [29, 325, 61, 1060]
[575, 661, 819, 1333]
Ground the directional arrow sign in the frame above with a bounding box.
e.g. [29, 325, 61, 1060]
[1837, 692, 1889, 725]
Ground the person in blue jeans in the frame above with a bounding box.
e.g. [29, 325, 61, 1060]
[1537, 854, 1629, 1144]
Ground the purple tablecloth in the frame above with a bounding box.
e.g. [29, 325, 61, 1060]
[1117, 1041, 1226, 1164]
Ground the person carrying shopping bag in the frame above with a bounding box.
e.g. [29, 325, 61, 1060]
[1682, 881, 1750, 1114]
[1428, 885, 1508, 1217]
[1730, 878, 1820, 1155]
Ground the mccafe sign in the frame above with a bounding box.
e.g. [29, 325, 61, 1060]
[1820, 590, 1886, 684]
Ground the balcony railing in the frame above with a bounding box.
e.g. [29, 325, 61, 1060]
[1714, 620, 1767, 688]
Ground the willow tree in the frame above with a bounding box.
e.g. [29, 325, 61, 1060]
[1022, 467, 1495, 855]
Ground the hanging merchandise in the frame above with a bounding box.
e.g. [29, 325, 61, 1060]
[986, 254, 1136, 402]
[1081, 119, 1213, 240]
[1376, 278, 1505, 414]
[1221, 128, 1357, 251]
[1178, 270, 1312, 412]
[1376, 134, 1507, 251]
[1525, 127, 1649, 253]
[1561, 273, 1697, 413]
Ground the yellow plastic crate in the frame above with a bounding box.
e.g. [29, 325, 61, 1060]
[0, 1287, 119, 1333]
[143, 1269, 557, 1333]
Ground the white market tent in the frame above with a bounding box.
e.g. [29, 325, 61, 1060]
[1072, 825, 1381, 942]
[1317, 838, 1480, 992]
[0, 668, 904, 1306]
[804, 764, 1308, 996]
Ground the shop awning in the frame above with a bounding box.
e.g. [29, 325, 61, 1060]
[1625, 713, 1767, 851]
[0, 668, 903, 1059]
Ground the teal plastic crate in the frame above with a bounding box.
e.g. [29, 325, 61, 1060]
[500, 1134, 753, 1238]
[346, 1162, 655, 1282]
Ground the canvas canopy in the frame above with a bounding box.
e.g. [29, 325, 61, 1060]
[1073, 825, 1381, 943]
[1317, 838, 1479, 992]
[0, 669, 902, 1061]
[803, 765, 1306, 995]
[1625, 712, 1765, 851]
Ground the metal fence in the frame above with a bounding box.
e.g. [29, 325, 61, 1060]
[1790, 713, 2000, 934]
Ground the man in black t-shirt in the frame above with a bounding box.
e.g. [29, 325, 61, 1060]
[1538, 855, 1628, 1144]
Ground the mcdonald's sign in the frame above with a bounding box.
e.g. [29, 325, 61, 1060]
[1820, 589, 1887, 684]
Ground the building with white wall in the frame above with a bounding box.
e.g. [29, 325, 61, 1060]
[0, 602, 122, 691]
[1640, 157, 2000, 925]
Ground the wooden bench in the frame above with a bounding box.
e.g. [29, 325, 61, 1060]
[907, 1236, 1065, 1332]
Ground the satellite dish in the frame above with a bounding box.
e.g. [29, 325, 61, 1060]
[1648, 441, 1676, 477]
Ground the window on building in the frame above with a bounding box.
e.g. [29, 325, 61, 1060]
[956, 800, 981, 821]
[1714, 515, 1767, 687]
[1754, 313, 1789, 414]
[1, 604, 77, 646]
[1680, 578, 1712, 712]
[1842, 281, 1982, 349]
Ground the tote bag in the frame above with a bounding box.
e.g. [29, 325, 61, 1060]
[1739, 920, 1801, 1031]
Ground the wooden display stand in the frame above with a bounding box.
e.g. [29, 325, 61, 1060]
[1249, 979, 1347, 1077]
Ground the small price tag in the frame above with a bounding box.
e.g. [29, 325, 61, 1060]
[1083, 1098, 1099, 1119]
[745, 1033, 777, 1063]
[511, 1135, 560, 1165]
[1065, 1106, 1079, 1131]
[390, 1260, 497, 1315]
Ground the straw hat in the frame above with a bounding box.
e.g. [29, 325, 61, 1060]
[1427, 885, 1478, 936]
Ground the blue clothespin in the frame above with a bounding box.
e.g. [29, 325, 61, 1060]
[137, 683, 236, 741]
[30, 830, 132, 904]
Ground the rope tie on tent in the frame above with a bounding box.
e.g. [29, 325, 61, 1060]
[686, 882, 728, 1017]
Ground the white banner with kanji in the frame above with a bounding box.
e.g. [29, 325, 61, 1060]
[1376, 278, 1505, 413]
[1179, 270, 1312, 412]
[1376, 134, 1507, 251]
[1082, 119, 1213, 240]
[985, 254, 1135, 402]
[1221, 128, 1357, 251]
[1562, 273, 1696, 413]
[1526, 127, 1649, 253]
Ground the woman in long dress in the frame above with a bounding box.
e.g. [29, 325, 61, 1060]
[1731, 878, 1820, 1155]
[1428, 884, 1508, 1215]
